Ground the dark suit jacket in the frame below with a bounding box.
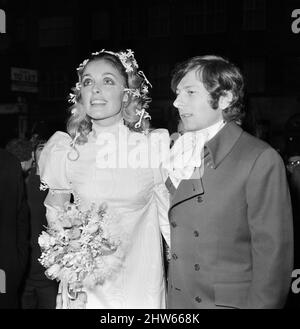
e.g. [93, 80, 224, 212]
[0, 149, 29, 308]
[167, 122, 293, 309]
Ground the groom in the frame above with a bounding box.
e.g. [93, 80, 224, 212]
[166, 55, 293, 308]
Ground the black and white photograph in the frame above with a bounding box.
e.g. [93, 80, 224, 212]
[0, 0, 300, 319]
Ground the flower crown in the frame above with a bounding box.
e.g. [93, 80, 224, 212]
[68, 49, 152, 130]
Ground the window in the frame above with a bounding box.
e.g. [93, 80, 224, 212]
[15, 17, 27, 43]
[243, 0, 266, 31]
[92, 11, 110, 40]
[40, 70, 69, 101]
[148, 63, 170, 96]
[0, 9, 6, 33]
[282, 57, 300, 93]
[243, 58, 266, 93]
[121, 7, 143, 40]
[148, 4, 170, 37]
[184, 0, 227, 35]
[39, 16, 73, 47]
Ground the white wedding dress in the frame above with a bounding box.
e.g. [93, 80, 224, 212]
[39, 120, 170, 309]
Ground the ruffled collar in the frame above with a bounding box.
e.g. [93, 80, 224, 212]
[90, 119, 126, 139]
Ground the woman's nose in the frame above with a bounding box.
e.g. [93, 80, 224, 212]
[92, 82, 102, 94]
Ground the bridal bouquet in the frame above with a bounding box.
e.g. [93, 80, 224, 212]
[38, 201, 127, 308]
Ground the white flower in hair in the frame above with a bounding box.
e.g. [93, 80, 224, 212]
[142, 86, 149, 94]
[126, 49, 134, 58]
[76, 59, 89, 72]
[135, 108, 151, 129]
[68, 93, 76, 104]
[124, 88, 141, 98]
[138, 71, 152, 88]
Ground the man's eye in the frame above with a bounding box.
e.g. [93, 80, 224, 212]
[187, 90, 196, 95]
[104, 78, 114, 85]
[82, 78, 93, 87]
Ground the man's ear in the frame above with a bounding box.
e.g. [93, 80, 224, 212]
[219, 91, 233, 110]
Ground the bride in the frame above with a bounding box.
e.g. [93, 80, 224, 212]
[38, 49, 170, 309]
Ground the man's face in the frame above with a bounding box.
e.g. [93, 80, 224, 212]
[173, 69, 223, 131]
[287, 155, 300, 174]
[21, 157, 33, 173]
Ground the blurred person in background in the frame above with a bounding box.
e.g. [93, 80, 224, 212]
[0, 148, 29, 308]
[6, 138, 34, 179]
[20, 140, 58, 309]
[284, 138, 300, 308]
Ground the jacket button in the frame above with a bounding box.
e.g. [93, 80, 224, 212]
[172, 253, 178, 260]
[195, 296, 202, 303]
[171, 221, 177, 228]
[194, 264, 200, 271]
[194, 230, 199, 237]
[197, 196, 202, 203]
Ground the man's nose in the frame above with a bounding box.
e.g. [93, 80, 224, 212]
[173, 94, 183, 109]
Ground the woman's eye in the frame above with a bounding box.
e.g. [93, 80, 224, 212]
[104, 78, 114, 85]
[82, 78, 93, 87]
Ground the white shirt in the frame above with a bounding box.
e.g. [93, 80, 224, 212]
[162, 120, 226, 188]
[200, 120, 226, 143]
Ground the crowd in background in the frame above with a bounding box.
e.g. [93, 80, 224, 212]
[4, 134, 58, 309]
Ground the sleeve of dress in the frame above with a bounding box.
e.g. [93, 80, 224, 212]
[39, 131, 73, 193]
[38, 131, 73, 227]
[151, 129, 171, 248]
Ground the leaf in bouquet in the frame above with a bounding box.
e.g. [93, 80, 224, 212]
[68, 227, 81, 240]
[68, 240, 81, 251]
[45, 263, 61, 280]
[98, 202, 108, 212]
[82, 272, 102, 288]
[60, 217, 73, 228]
[100, 248, 118, 256]
[55, 250, 68, 262]
[85, 223, 99, 235]
[72, 217, 83, 227]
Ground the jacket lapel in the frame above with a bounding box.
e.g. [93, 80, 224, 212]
[170, 168, 204, 209]
[167, 121, 243, 209]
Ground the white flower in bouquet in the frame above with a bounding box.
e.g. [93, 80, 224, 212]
[38, 231, 56, 249]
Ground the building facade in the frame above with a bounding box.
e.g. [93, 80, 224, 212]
[0, 0, 299, 150]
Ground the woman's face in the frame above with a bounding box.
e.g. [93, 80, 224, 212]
[80, 59, 126, 126]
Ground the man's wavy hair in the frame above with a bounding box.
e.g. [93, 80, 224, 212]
[171, 55, 245, 124]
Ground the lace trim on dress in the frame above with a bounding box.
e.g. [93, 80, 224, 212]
[40, 180, 73, 196]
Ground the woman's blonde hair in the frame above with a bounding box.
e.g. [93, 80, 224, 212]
[67, 50, 152, 146]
